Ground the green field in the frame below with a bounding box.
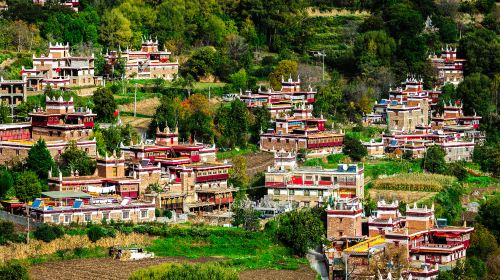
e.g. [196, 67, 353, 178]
[147, 226, 307, 271]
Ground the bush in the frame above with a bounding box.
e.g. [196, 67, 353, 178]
[163, 209, 173, 219]
[34, 224, 64, 243]
[0, 221, 17, 245]
[87, 225, 115, 242]
[0, 262, 29, 280]
[130, 262, 238, 280]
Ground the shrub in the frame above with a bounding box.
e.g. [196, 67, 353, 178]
[163, 209, 173, 219]
[86, 225, 115, 242]
[130, 262, 238, 280]
[0, 262, 29, 280]
[0, 221, 17, 245]
[155, 208, 161, 217]
[34, 224, 64, 243]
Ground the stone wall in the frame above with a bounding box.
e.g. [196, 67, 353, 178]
[327, 215, 362, 240]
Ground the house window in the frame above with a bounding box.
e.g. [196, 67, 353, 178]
[16, 150, 19, 156]
[289, 189, 295, 195]
[102, 212, 109, 220]
[274, 189, 280, 195]
[122, 211, 130, 220]
[141, 210, 148, 219]
[112, 167, 117, 176]
[52, 215, 60, 223]
[84, 213, 91, 222]
[339, 231, 343, 236]
[318, 190, 324, 197]
[64, 215, 72, 223]
[304, 190, 310, 196]
[304, 202, 310, 207]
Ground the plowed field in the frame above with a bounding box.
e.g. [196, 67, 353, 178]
[30, 257, 316, 280]
[29, 257, 218, 280]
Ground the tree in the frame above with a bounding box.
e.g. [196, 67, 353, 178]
[0, 101, 11, 124]
[268, 60, 298, 90]
[231, 207, 261, 231]
[184, 94, 214, 143]
[228, 156, 249, 190]
[353, 30, 396, 71]
[215, 100, 250, 148]
[458, 29, 499, 77]
[59, 141, 96, 176]
[0, 169, 13, 199]
[202, 14, 227, 46]
[229, 68, 248, 91]
[434, 184, 465, 225]
[275, 208, 324, 256]
[34, 224, 64, 243]
[446, 161, 467, 181]
[473, 143, 500, 177]
[476, 193, 500, 241]
[151, 95, 183, 135]
[14, 171, 42, 202]
[455, 73, 495, 117]
[155, 0, 186, 45]
[342, 135, 367, 162]
[180, 46, 217, 81]
[92, 87, 117, 123]
[26, 139, 55, 180]
[421, 145, 446, 174]
[100, 10, 133, 48]
[313, 72, 344, 118]
[469, 223, 498, 260]
[249, 106, 271, 144]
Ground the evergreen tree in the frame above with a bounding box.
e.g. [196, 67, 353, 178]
[14, 171, 42, 202]
[92, 87, 117, 123]
[342, 135, 367, 162]
[59, 141, 96, 176]
[26, 139, 55, 180]
[421, 145, 447, 174]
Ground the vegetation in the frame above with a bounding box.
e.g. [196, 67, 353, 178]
[26, 139, 56, 180]
[421, 145, 447, 174]
[13, 171, 42, 202]
[273, 208, 324, 256]
[130, 262, 238, 280]
[372, 173, 456, 192]
[0, 261, 29, 280]
[59, 141, 96, 176]
[34, 224, 65, 243]
[93, 88, 118, 123]
[342, 134, 367, 161]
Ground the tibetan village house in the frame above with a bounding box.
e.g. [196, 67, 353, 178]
[429, 45, 466, 87]
[265, 156, 365, 208]
[107, 37, 179, 80]
[0, 96, 97, 164]
[29, 197, 155, 225]
[21, 42, 103, 91]
[238, 76, 316, 119]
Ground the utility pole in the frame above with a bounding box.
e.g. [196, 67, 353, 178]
[134, 83, 137, 117]
[26, 204, 30, 244]
[322, 50, 325, 82]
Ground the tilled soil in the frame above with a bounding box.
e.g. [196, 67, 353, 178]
[30, 257, 316, 280]
[29, 256, 220, 280]
[239, 266, 317, 280]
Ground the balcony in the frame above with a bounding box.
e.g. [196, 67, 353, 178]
[307, 141, 343, 149]
[195, 174, 229, 183]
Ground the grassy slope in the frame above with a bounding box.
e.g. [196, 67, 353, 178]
[147, 227, 307, 271]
